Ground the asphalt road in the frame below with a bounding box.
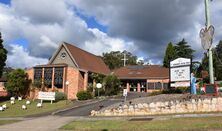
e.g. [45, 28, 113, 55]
[55, 92, 147, 116]
[55, 99, 122, 116]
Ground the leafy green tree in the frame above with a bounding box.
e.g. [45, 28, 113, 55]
[103, 75, 121, 96]
[215, 40, 222, 80]
[202, 40, 222, 80]
[5, 69, 30, 97]
[0, 32, 8, 77]
[163, 42, 177, 67]
[175, 39, 195, 59]
[1, 67, 14, 79]
[102, 50, 137, 70]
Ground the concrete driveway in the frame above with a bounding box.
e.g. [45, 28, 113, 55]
[54, 92, 147, 116]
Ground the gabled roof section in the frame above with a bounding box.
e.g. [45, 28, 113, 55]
[62, 42, 110, 75]
[48, 42, 79, 67]
[113, 65, 169, 79]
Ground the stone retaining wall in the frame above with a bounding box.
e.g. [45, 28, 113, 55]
[91, 97, 222, 116]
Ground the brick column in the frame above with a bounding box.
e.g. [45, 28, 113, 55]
[51, 67, 55, 89]
[42, 68, 45, 90]
[63, 67, 67, 96]
[83, 72, 88, 91]
[137, 83, 141, 92]
[127, 82, 130, 92]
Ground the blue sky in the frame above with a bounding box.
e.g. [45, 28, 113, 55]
[0, 0, 10, 5]
[74, 8, 108, 33]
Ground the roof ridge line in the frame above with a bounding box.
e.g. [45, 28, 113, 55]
[63, 42, 101, 58]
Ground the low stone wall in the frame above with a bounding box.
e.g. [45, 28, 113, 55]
[91, 97, 222, 116]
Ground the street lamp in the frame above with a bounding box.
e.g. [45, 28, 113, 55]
[65, 81, 69, 104]
[96, 83, 102, 98]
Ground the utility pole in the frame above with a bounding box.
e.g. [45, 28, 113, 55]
[205, 0, 214, 84]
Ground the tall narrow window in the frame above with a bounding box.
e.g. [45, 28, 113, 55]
[54, 67, 64, 88]
[34, 68, 42, 81]
[44, 68, 52, 88]
[155, 82, 162, 90]
[148, 83, 155, 90]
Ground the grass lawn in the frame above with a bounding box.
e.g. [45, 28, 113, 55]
[0, 99, 72, 117]
[61, 116, 222, 130]
[0, 120, 21, 125]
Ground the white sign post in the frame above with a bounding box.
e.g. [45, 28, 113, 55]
[38, 92, 55, 104]
[96, 83, 102, 97]
[123, 89, 127, 102]
[170, 58, 191, 87]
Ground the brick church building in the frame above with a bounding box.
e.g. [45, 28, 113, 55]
[27, 42, 110, 99]
[27, 42, 169, 99]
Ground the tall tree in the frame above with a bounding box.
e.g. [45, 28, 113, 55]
[0, 32, 8, 77]
[175, 39, 195, 59]
[102, 50, 137, 70]
[163, 42, 177, 67]
[215, 40, 222, 80]
[201, 40, 222, 80]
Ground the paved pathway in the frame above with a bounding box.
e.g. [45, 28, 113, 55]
[0, 116, 75, 131]
[2, 113, 222, 131]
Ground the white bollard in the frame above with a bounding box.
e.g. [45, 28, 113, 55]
[2, 104, 7, 109]
[22, 105, 27, 110]
[10, 97, 15, 101]
[18, 97, 22, 101]
[0, 106, 3, 111]
[37, 103, 42, 108]
[26, 100, 31, 105]
[10, 101, 15, 105]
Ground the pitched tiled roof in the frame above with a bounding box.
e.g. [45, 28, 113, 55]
[113, 65, 169, 79]
[64, 42, 110, 75]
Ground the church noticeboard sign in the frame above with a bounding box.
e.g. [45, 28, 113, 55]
[204, 84, 218, 96]
[38, 92, 55, 104]
[170, 58, 191, 87]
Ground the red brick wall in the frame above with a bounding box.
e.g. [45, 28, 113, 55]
[26, 68, 34, 81]
[26, 67, 87, 100]
[66, 67, 80, 99]
[0, 91, 8, 97]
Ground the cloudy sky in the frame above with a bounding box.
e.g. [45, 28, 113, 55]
[0, 0, 222, 68]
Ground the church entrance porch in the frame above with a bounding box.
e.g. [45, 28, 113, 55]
[122, 79, 147, 93]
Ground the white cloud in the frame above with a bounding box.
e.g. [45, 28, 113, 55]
[11, 0, 68, 24]
[39, 35, 58, 49]
[6, 44, 48, 68]
[0, 0, 135, 68]
[1, 0, 222, 69]
[84, 28, 136, 55]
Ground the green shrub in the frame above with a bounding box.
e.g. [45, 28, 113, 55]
[148, 91, 162, 96]
[103, 75, 121, 96]
[219, 82, 222, 87]
[95, 88, 105, 97]
[162, 87, 190, 94]
[76, 91, 93, 100]
[55, 92, 67, 101]
[87, 83, 94, 92]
